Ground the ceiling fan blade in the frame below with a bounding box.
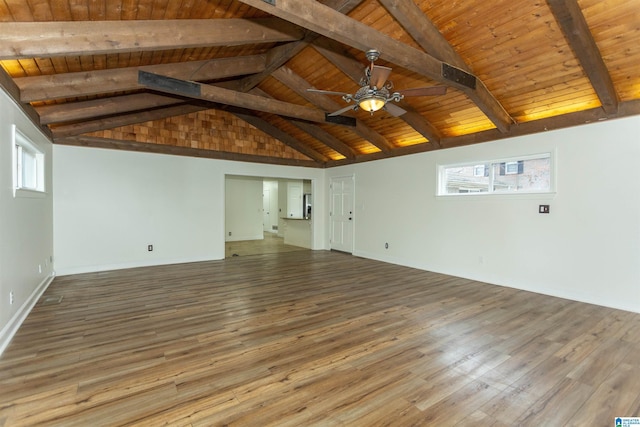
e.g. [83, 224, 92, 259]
[398, 86, 447, 97]
[384, 102, 407, 117]
[306, 88, 350, 96]
[328, 104, 356, 117]
[370, 65, 392, 89]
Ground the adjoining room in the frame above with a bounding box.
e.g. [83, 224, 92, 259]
[225, 175, 313, 257]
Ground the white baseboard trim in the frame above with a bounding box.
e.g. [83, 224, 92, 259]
[225, 234, 264, 242]
[353, 250, 640, 314]
[0, 273, 56, 357]
[55, 255, 224, 276]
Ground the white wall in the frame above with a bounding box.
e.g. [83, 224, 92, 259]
[225, 175, 263, 241]
[327, 116, 640, 313]
[0, 89, 54, 354]
[49, 113, 640, 314]
[54, 146, 224, 274]
[53, 147, 327, 275]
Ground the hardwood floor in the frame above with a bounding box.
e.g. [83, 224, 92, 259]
[225, 232, 307, 258]
[1, 250, 639, 426]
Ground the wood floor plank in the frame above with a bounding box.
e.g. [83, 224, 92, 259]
[514, 377, 595, 426]
[0, 250, 638, 425]
[565, 362, 640, 426]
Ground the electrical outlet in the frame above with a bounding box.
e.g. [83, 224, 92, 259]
[9, 291, 14, 305]
[385, 242, 389, 249]
[148, 244, 153, 251]
[229, 231, 232, 236]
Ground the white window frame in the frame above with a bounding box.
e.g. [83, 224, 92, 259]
[12, 125, 46, 198]
[437, 152, 554, 196]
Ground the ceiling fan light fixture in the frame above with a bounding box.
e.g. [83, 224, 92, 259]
[358, 95, 386, 113]
[315, 49, 444, 117]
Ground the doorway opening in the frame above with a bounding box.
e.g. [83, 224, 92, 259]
[225, 175, 313, 258]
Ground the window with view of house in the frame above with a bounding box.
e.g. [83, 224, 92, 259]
[438, 153, 552, 195]
[12, 125, 45, 197]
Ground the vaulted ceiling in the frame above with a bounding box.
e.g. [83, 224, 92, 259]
[1, 0, 639, 168]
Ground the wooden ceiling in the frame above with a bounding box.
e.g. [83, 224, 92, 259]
[1, 0, 639, 168]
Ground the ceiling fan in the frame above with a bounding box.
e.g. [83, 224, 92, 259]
[307, 49, 447, 117]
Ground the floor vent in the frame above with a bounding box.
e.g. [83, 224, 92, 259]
[41, 295, 63, 306]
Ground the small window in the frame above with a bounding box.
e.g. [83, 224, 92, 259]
[12, 125, 45, 196]
[438, 153, 552, 196]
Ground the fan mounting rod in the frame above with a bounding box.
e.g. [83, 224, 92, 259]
[365, 49, 380, 63]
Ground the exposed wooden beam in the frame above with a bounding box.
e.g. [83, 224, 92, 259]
[234, 40, 311, 93]
[0, 19, 303, 59]
[39, 83, 355, 161]
[312, 39, 366, 82]
[546, 0, 619, 114]
[54, 136, 323, 168]
[0, 66, 52, 139]
[377, 0, 470, 72]
[312, 39, 442, 147]
[37, 94, 183, 125]
[50, 104, 207, 138]
[16, 55, 267, 102]
[248, 87, 357, 160]
[235, 0, 513, 133]
[43, 86, 357, 163]
[291, 121, 357, 160]
[270, 66, 395, 152]
[40, 67, 336, 163]
[320, 0, 366, 13]
[398, 110, 441, 148]
[46, 87, 329, 163]
[138, 71, 330, 123]
[232, 0, 364, 93]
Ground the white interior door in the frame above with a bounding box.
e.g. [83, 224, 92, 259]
[330, 175, 354, 253]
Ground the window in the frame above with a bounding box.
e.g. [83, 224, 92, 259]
[438, 153, 552, 195]
[12, 125, 45, 196]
